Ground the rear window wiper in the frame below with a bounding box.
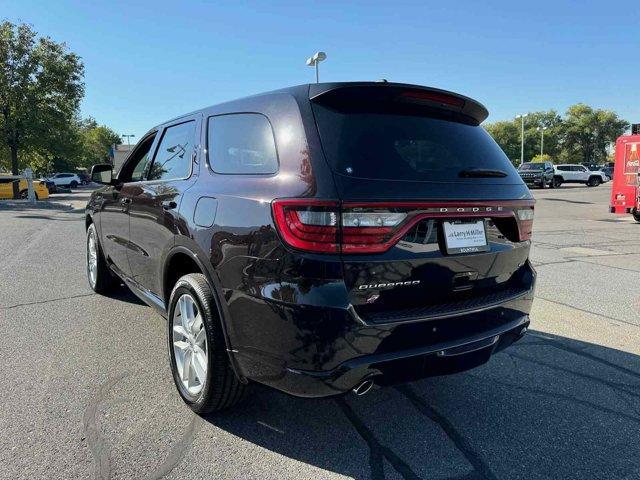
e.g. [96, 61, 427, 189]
[458, 168, 508, 178]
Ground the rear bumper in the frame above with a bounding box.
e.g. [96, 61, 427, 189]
[278, 315, 529, 397]
[231, 282, 535, 397]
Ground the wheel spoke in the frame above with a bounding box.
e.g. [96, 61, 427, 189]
[182, 350, 192, 382]
[179, 297, 188, 325]
[173, 325, 189, 339]
[194, 327, 206, 347]
[173, 340, 189, 351]
[191, 313, 203, 336]
[192, 349, 206, 383]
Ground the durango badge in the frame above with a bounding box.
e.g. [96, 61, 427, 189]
[358, 280, 421, 290]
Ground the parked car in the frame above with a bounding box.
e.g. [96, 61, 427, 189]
[553, 164, 607, 187]
[85, 82, 536, 413]
[601, 166, 614, 181]
[39, 178, 57, 194]
[517, 161, 556, 188]
[0, 176, 50, 200]
[78, 172, 91, 185]
[47, 172, 82, 188]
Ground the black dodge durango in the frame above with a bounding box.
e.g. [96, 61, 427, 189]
[85, 82, 536, 413]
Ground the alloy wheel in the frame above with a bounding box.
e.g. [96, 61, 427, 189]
[87, 231, 98, 287]
[172, 294, 208, 396]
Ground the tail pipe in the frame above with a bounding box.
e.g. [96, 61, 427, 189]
[352, 379, 375, 396]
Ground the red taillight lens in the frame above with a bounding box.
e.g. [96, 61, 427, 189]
[272, 200, 340, 253]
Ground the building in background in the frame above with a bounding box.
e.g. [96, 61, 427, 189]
[110, 144, 133, 173]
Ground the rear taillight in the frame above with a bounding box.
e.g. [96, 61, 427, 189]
[515, 206, 535, 241]
[272, 200, 535, 254]
[271, 200, 340, 253]
[341, 209, 407, 253]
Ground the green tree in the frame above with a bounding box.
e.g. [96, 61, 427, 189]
[531, 153, 553, 164]
[485, 110, 563, 166]
[78, 117, 120, 167]
[484, 121, 520, 165]
[561, 104, 628, 164]
[0, 21, 84, 197]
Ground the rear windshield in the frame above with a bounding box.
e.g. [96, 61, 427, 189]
[312, 104, 517, 183]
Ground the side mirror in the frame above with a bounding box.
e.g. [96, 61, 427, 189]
[91, 164, 115, 185]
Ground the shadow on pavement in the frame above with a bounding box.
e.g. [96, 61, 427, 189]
[204, 331, 640, 479]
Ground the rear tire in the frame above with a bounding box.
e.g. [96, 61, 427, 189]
[168, 273, 247, 414]
[86, 223, 115, 294]
[553, 176, 563, 188]
[633, 209, 640, 223]
[70, 180, 78, 188]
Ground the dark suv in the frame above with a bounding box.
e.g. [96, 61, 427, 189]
[86, 82, 536, 413]
[517, 161, 556, 188]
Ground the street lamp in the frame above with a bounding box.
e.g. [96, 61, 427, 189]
[515, 114, 529, 165]
[537, 126, 548, 155]
[306, 51, 327, 83]
[122, 134, 135, 148]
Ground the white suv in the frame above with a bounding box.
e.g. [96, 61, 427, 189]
[553, 164, 607, 187]
[47, 173, 82, 188]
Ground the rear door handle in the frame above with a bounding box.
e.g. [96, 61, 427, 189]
[162, 200, 177, 210]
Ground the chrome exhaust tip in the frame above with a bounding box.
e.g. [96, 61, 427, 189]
[352, 379, 375, 396]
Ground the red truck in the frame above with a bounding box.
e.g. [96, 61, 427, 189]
[610, 132, 640, 222]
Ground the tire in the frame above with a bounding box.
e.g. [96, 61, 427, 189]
[70, 180, 78, 188]
[86, 223, 115, 294]
[19, 190, 39, 200]
[168, 273, 247, 414]
[540, 177, 547, 189]
[587, 176, 601, 187]
[553, 176, 563, 188]
[633, 209, 640, 223]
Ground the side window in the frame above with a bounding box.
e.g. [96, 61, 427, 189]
[208, 113, 278, 174]
[147, 121, 196, 181]
[121, 134, 156, 182]
[557, 166, 568, 171]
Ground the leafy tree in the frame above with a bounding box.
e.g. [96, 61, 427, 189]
[485, 110, 563, 166]
[484, 121, 520, 165]
[485, 105, 627, 166]
[0, 21, 84, 197]
[78, 117, 120, 167]
[561, 104, 628, 164]
[531, 153, 553, 164]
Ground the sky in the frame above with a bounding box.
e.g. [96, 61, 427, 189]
[3, 0, 638, 140]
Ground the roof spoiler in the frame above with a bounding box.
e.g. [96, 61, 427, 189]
[309, 82, 489, 125]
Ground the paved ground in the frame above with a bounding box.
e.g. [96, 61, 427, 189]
[1, 184, 639, 480]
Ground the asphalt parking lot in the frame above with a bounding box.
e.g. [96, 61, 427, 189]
[1, 184, 639, 480]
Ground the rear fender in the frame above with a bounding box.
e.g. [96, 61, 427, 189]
[163, 242, 248, 382]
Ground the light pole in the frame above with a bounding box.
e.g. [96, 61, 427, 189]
[537, 126, 548, 155]
[515, 114, 528, 165]
[122, 134, 135, 148]
[306, 51, 327, 83]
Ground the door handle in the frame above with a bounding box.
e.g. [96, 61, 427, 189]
[120, 197, 131, 205]
[162, 200, 177, 210]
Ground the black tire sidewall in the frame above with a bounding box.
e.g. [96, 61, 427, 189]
[167, 276, 217, 411]
[70, 181, 78, 188]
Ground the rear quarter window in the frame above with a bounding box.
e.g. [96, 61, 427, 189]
[207, 113, 278, 175]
